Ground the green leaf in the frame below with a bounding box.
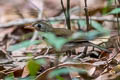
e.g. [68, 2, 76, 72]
[21, 32, 33, 40]
[85, 31, 101, 40]
[91, 20, 110, 35]
[78, 20, 86, 28]
[102, 0, 113, 14]
[18, 76, 35, 80]
[5, 73, 14, 80]
[35, 58, 46, 65]
[27, 59, 40, 76]
[49, 68, 69, 78]
[108, 8, 120, 14]
[91, 20, 104, 31]
[56, 76, 65, 80]
[7, 40, 41, 51]
[71, 30, 106, 40]
[41, 32, 68, 51]
[49, 67, 87, 78]
[71, 31, 86, 40]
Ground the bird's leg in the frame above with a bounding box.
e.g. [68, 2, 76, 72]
[83, 46, 88, 57]
[66, 50, 73, 57]
[55, 52, 61, 66]
[66, 49, 76, 57]
[76, 46, 88, 58]
[44, 46, 50, 55]
[66, 50, 71, 57]
[71, 49, 76, 55]
[92, 47, 95, 51]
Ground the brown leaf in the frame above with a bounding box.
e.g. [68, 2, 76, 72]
[21, 65, 29, 78]
[36, 63, 95, 80]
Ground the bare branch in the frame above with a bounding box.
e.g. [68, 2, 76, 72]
[0, 16, 119, 28]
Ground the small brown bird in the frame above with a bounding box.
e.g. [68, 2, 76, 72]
[31, 21, 111, 53]
[32, 21, 73, 38]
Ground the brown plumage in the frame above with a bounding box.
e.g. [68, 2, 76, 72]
[32, 21, 111, 53]
[32, 21, 73, 38]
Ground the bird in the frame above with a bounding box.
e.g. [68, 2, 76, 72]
[32, 21, 73, 38]
[25, 21, 111, 53]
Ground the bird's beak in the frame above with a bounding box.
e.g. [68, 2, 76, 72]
[24, 25, 35, 31]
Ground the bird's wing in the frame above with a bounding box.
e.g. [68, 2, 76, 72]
[52, 28, 73, 38]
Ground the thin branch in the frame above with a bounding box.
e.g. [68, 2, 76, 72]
[66, 0, 71, 30]
[84, 0, 89, 31]
[60, 0, 67, 18]
[0, 16, 119, 28]
[115, 0, 120, 35]
[61, 0, 71, 29]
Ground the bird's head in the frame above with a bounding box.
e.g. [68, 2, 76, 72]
[32, 21, 53, 32]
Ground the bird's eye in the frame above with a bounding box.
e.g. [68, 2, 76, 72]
[36, 24, 42, 28]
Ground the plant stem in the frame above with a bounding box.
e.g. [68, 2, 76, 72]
[84, 0, 89, 31]
[115, 0, 120, 35]
[61, 0, 71, 30]
[66, 0, 71, 30]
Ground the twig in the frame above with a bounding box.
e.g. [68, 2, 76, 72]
[60, 0, 71, 29]
[66, 0, 71, 30]
[115, 0, 120, 35]
[0, 16, 119, 28]
[60, 0, 67, 19]
[84, 0, 89, 31]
